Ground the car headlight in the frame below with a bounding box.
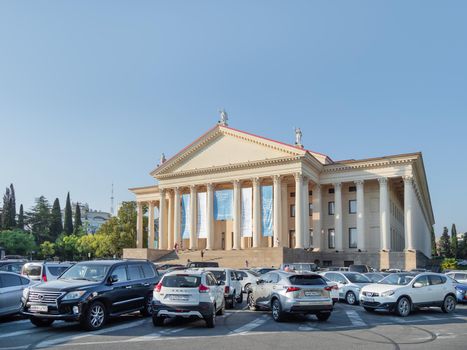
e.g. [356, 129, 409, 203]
[456, 288, 466, 294]
[22, 288, 30, 299]
[381, 290, 395, 297]
[62, 291, 87, 300]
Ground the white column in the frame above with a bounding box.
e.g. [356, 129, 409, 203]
[233, 180, 241, 250]
[206, 184, 214, 250]
[148, 202, 155, 249]
[136, 202, 143, 248]
[273, 175, 282, 247]
[167, 191, 174, 250]
[281, 181, 288, 247]
[312, 184, 322, 250]
[159, 189, 166, 250]
[302, 177, 310, 248]
[294, 173, 304, 249]
[189, 185, 197, 250]
[404, 176, 414, 251]
[334, 183, 343, 251]
[379, 178, 391, 251]
[252, 177, 261, 248]
[355, 180, 365, 251]
[173, 188, 181, 247]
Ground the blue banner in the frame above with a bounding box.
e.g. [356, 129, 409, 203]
[261, 185, 273, 237]
[214, 189, 233, 220]
[181, 194, 190, 239]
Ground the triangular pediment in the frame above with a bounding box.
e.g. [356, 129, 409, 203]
[151, 125, 306, 177]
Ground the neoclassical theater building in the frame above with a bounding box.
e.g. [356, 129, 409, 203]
[127, 116, 434, 270]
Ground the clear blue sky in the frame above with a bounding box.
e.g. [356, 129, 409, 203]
[0, 1, 466, 236]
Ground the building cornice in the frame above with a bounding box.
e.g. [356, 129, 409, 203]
[323, 153, 420, 173]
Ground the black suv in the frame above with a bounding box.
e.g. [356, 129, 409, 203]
[21, 260, 160, 331]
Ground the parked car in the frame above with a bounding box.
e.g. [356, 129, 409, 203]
[0, 272, 34, 317]
[0, 259, 27, 274]
[320, 271, 371, 305]
[252, 267, 277, 275]
[445, 271, 467, 284]
[235, 269, 260, 293]
[21, 261, 73, 282]
[364, 272, 389, 283]
[446, 276, 467, 303]
[360, 272, 457, 316]
[280, 263, 319, 272]
[201, 268, 243, 308]
[21, 260, 160, 330]
[325, 267, 349, 272]
[186, 261, 219, 268]
[152, 269, 224, 328]
[248, 271, 333, 322]
[349, 264, 373, 273]
[321, 276, 339, 304]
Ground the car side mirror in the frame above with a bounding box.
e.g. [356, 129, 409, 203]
[340, 281, 347, 285]
[256, 279, 264, 285]
[237, 277, 243, 281]
[413, 282, 423, 288]
[108, 275, 119, 284]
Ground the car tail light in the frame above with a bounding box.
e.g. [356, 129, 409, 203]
[199, 284, 210, 293]
[224, 286, 230, 294]
[324, 286, 333, 291]
[286, 286, 301, 293]
[154, 282, 162, 293]
[42, 271, 47, 282]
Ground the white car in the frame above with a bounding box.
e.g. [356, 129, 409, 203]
[201, 268, 243, 308]
[152, 269, 225, 328]
[321, 276, 339, 304]
[445, 271, 467, 284]
[235, 269, 260, 293]
[21, 262, 73, 282]
[321, 271, 371, 305]
[360, 272, 457, 317]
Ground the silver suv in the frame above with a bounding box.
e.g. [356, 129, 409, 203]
[201, 268, 243, 308]
[247, 271, 333, 322]
[21, 262, 73, 282]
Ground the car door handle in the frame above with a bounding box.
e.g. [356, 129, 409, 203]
[143, 283, 150, 287]
[125, 286, 132, 289]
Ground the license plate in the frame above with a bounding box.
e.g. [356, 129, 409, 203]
[170, 295, 189, 301]
[304, 291, 320, 297]
[30, 304, 48, 313]
[362, 296, 375, 302]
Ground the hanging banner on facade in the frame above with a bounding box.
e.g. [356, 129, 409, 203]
[241, 187, 253, 237]
[261, 185, 273, 237]
[181, 194, 190, 239]
[197, 192, 207, 238]
[214, 189, 233, 220]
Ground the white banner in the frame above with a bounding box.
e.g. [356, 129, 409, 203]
[181, 194, 190, 239]
[241, 187, 253, 237]
[197, 192, 207, 238]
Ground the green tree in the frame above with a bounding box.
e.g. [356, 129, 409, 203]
[49, 198, 63, 241]
[39, 241, 55, 259]
[74, 203, 82, 234]
[26, 196, 51, 244]
[1, 187, 13, 229]
[0, 229, 36, 256]
[64, 192, 73, 235]
[55, 233, 80, 260]
[430, 227, 437, 256]
[459, 233, 467, 259]
[17, 204, 25, 230]
[441, 258, 458, 271]
[9, 184, 16, 227]
[439, 227, 452, 258]
[451, 224, 458, 259]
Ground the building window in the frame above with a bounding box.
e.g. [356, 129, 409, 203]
[349, 228, 357, 248]
[308, 190, 313, 196]
[328, 201, 335, 215]
[349, 186, 356, 192]
[328, 188, 335, 194]
[290, 204, 295, 217]
[309, 203, 313, 216]
[328, 229, 335, 249]
[290, 192, 295, 197]
[323, 260, 332, 267]
[309, 229, 314, 247]
[349, 200, 357, 214]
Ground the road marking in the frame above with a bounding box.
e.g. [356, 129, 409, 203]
[0, 328, 43, 339]
[345, 310, 366, 327]
[228, 315, 269, 335]
[36, 319, 148, 348]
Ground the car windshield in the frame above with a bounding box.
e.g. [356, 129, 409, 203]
[378, 273, 415, 285]
[248, 270, 260, 277]
[60, 264, 111, 282]
[343, 273, 371, 283]
[289, 275, 326, 285]
[48, 266, 70, 276]
[208, 270, 226, 283]
[162, 275, 201, 288]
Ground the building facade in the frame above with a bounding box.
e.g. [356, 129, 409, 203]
[129, 121, 434, 269]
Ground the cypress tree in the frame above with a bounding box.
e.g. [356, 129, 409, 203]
[17, 204, 24, 230]
[430, 227, 437, 256]
[9, 183, 16, 227]
[439, 227, 452, 258]
[2, 187, 12, 229]
[64, 192, 73, 235]
[49, 198, 63, 240]
[451, 224, 458, 259]
[74, 203, 82, 234]
[26, 196, 51, 244]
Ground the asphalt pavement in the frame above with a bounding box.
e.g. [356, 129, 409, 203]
[1, 302, 467, 350]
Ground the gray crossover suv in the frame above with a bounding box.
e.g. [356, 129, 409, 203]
[247, 271, 333, 322]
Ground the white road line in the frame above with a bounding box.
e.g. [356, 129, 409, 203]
[36, 319, 148, 348]
[0, 328, 42, 339]
[345, 310, 366, 327]
[228, 315, 269, 335]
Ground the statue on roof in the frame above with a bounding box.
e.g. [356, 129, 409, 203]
[294, 127, 303, 148]
[218, 109, 228, 126]
[160, 152, 166, 165]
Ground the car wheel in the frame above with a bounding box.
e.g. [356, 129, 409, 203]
[205, 306, 216, 328]
[441, 295, 456, 313]
[152, 316, 164, 326]
[30, 318, 55, 327]
[364, 307, 376, 313]
[316, 312, 331, 321]
[345, 291, 357, 305]
[216, 299, 225, 316]
[271, 299, 284, 322]
[395, 297, 411, 317]
[244, 283, 251, 293]
[248, 292, 257, 311]
[140, 293, 153, 317]
[80, 301, 107, 331]
[236, 291, 243, 304]
[227, 296, 235, 309]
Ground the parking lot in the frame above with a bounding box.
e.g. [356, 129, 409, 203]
[1, 302, 467, 350]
